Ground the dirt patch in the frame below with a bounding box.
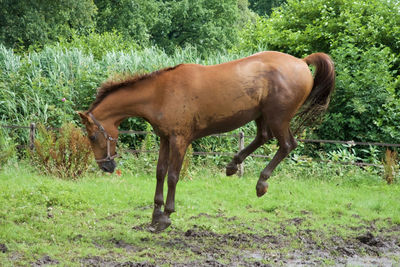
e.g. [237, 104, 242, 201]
[0, 243, 8, 253]
[72, 214, 399, 266]
[356, 231, 386, 247]
[144, 220, 399, 266]
[111, 238, 143, 252]
[81, 256, 155, 266]
[78, 225, 400, 266]
[32, 255, 59, 266]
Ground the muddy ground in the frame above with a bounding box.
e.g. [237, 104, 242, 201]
[76, 227, 399, 266]
[3, 213, 399, 266]
[79, 226, 400, 266]
[58, 216, 400, 265]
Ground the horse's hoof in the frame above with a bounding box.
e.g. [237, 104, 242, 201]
[226, 163, 238, 176]
[151, 209, 163, 225]
[256, 181, 268, 197]
[156, 219, 171, 232]
[149, 213, 171, 233]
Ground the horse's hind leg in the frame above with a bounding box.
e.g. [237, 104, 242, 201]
[256, 122, 297, 197]
[226, 117, 272, 176]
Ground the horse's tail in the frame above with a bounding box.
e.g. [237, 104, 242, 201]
[293, 53, 335, 135]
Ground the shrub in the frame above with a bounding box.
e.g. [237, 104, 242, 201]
[56, 31, 139, 60]
[29, 123, 94, 179]
[315, 45, 398, 143]
[236, 0, 400, 147]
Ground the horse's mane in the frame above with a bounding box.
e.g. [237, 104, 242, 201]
[88, 65, 181, 112]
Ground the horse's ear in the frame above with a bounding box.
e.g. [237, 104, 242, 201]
[77, 111, 90, 125]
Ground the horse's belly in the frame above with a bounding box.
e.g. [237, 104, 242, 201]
[193, 108, 260, 139]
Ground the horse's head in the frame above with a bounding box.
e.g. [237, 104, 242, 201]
[78, 111, 118, 173]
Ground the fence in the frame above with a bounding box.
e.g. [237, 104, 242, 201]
[120, 130, 400, 170]
[3, 123, 400, 175]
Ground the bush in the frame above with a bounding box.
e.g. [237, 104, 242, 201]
[29, 123, 94, 179]
[56, 31, 139, 60]
[315, 45, 398, 143]
[236, 0, 400, 146]
[238, 0, 400, 56]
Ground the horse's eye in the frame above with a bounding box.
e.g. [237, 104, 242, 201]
[89, 135, 96, 142]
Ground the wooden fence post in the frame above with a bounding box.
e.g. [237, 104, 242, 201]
[29, 123, 36, 150]
[238, 131, 244, 177]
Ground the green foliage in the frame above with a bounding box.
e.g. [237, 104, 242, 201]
[1, 0, 254, 55]
[181, 144, 194, 180]
[0, 0, 96, 50]
[0, 45, 106, 134]
[153, 0, 241, 55]
[239, 0, 400, 56]
[94, 0, 161, 46]
[248, 0, 286, 16]
[95, 0, 244, 55]
[56, 31, 139, 60]
[316, 45, 398, 143]
[237, 0, 400, 146]
[29, 123, 94, 179]
[0, 126, 16, 167]
[0, 43, 255, 149]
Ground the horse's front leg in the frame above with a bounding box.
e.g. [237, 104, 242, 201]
[155, 135, 188, 232]
[151, 137, 169, 226]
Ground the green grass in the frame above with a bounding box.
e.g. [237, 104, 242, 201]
[0, 161, 399, 266]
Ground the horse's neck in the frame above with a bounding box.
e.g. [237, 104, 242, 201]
[92, 81, 157, 126]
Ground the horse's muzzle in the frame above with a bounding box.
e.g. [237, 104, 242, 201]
[100, 160, 116, 173]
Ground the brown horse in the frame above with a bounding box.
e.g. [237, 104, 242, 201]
[78, 51, 335, 231]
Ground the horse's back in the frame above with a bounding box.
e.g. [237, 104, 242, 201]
[173, 51, 312, 92]
[156, 51, 314, 138]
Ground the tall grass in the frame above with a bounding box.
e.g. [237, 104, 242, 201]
[0, 44, 255, 146]
[0, 127, 16, 168]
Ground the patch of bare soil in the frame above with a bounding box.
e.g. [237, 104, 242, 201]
[0, 243, 8, 253]
[184, 217, 397, 266]
[12, 214, 397, 266]
[32, 255, 59, 266]
[81, 256, 156, 267]
[80, 215, 399, 266]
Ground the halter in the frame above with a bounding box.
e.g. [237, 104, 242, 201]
[88, 112, 119, 163]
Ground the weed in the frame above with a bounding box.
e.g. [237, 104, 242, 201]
[29, 123, 94, 179]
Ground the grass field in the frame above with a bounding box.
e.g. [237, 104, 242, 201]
[0, 161, 399, 266]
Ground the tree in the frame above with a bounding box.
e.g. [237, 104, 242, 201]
[0, 0, 97, 49]
[151, 0, 241, 54]
[94, 0, 247, 55]
[248, 0, 286, 16]
[94, 0, 161, 46]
